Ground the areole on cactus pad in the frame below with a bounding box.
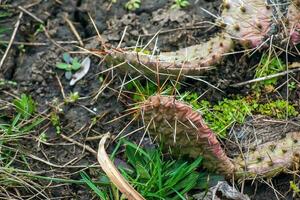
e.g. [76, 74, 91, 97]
[139, 95, 300, 179]
[106, 0, 300, 77]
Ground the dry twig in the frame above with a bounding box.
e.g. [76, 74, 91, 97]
[0, 12, 23, 70]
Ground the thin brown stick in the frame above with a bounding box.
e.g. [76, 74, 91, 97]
[0, 12, 23, 70]
[55, 74, 66, 99]
[88, 12, 107, 50]
[61, 134, 97, 156]
[0, 40, 79, 46]
[18, 5, 43, 24]
[64, 16, 84, 46]
[230, 67, 300, 87]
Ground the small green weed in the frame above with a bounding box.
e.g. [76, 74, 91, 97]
[56, 53, 82, 79]
[288, 81, 297, 91]
[80, 172, 109, 199]
[0, 94, 41, 137]
[134, 47, 152, 55]
[201, 99, 253, 136]
[119, 140, 204, 199]
[33, 23, 45, 36]
[171, 0, 190, 9]
[50, 112, 61, 134]
[253, 53, 285, 91]
[0, 10, 12, 18]
[86, 140, 217, 199]
[64, 92, 80, 103]
[38, 132, 47, 142]
[13, 94, 36, 120]
[0, 94, 43, 165]
[125, 80, 177, 102]
[290, 181, 300, 196]
[0, 79, 17, 87]
[126, 80, 158, 101]
[125, 0, 141, 11]
[0, 26, 10, 38]
[0, 9, 12, 49]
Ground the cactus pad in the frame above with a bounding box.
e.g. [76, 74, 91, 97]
[287, 1, 300, 44]
[140, 95, 235, 174]
[109, 34, 234, 76]
[234, 131, 300, 178]
[140, 95, 300, 179]
[221, 0, 272, 47]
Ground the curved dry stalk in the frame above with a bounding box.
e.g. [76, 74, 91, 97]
[97, 134, 145, 200]
[139, 95, 300, 179]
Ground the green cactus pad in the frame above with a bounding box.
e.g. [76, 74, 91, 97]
[234, 131, 300, 179]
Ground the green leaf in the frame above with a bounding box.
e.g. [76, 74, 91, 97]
[65, 71, 73, 80]
[71, 57, 81, 70]
[80, 172, 108, 199]
[112, 140, 206, 199]
[0, 12, 12, 18]
[21, 117, 44, 132]
[136, 163, 151, 179]
[13, 94, 36, 119]
[71, 61, 81, 71]
[181, 1, 189, 7]
[56, 63, 70, 70]
[63, 53, 71, 63]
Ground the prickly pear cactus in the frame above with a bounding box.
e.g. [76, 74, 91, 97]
[141, 95, 235, 175]
[234, 131, 300, 178]
[221, 0, 272, 47]
[140, 95, 300, 179]
[287, 1, 300, 44]
[109, 34, 234, 76]
[106, 0, 300, 77]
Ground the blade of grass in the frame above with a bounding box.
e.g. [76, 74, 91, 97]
[80, 171, 108, 200]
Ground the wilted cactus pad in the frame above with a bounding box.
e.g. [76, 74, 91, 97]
[109, 34, 234, 76]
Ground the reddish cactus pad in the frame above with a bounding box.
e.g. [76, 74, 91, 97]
[141, 95, 235, 175]
[140, 95, 300, 179]
[221, 0, 272, 47]
[287, 1, 300, 44]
